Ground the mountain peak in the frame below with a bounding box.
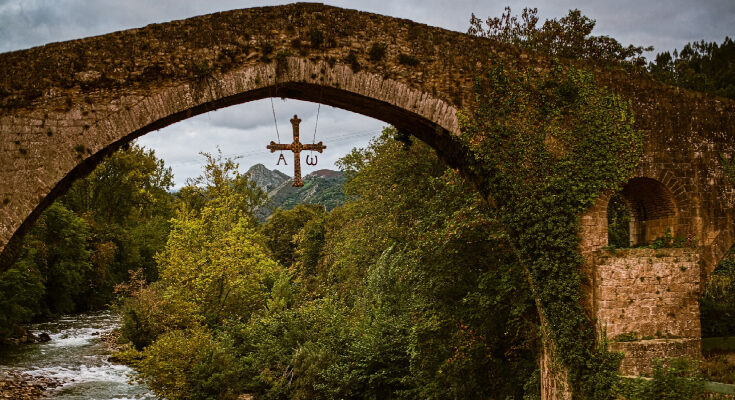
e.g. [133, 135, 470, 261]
[245, 164, 290, 192]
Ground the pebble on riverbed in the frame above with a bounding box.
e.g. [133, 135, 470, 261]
[0, 371, 64, 399]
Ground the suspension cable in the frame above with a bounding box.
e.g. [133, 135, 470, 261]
[270, 97, 281, 149]
[312, 103, 320, 146]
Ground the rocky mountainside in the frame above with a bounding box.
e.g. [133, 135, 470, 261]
[245, 163, 290, 192]
[245, 164, 346, 220]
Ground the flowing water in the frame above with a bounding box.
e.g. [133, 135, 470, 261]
[0, 310, 157, 399]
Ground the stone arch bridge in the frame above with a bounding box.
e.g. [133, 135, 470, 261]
[1, 1, 735, 394]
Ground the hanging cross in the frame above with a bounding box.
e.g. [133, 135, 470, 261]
[267, 114, 327, 187]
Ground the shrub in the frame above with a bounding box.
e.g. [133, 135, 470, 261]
[368, 42, 387, 61]
[397, 53, 419, 66]
[345, 51, 361, 72]
[614, 357, 705, 399]
[118, 283, 201, 349]
[700, 266, 735, 337]
[308, 28, 324, 48]
[139, 327, 243, 400]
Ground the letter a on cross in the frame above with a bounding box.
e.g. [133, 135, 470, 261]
[266, 115, 327, 187]
[277, 153, 287, 165]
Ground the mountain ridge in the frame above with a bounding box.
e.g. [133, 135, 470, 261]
[245, 164, 346, 220]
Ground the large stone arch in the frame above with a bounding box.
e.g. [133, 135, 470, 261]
[2, 2, 735, 270]
[0, 56, 466, 267]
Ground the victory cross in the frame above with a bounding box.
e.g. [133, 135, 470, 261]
[267, 115, 327, 187]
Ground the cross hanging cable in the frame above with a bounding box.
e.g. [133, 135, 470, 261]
[312, 103, 320, 147]
[270, 97, 281, 149]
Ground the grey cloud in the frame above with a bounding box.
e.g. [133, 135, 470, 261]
[137, 99, 385, 187]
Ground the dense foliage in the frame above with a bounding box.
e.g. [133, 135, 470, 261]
[469, 8, 733, 102]
[700, 256, 735, 338]
[468, 7, 650, 65]
[0, 144, 174, 341]
[5, 6, 730, 398]
[649, 37, 735, 100]
[118, 131, 540, 399]
[607, 194, 631, 249]
[260, 204, 326, 268]
[457, 56, 642, 397]
[614, 358, 705, 400]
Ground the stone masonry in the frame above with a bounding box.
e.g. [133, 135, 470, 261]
[592, 248, 701, 375]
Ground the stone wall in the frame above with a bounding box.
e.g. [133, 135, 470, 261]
[610, 338, 701, 376]
[593, 248, 702, 375]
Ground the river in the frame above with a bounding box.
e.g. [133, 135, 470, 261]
[0, 310, 157, 399]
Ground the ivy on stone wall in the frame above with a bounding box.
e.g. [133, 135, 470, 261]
[458, 58, 643, 398]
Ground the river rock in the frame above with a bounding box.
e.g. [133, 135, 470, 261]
[0, 371, 64, 399]
[37, 333, 51, 343]
[22, 333, 37, 344]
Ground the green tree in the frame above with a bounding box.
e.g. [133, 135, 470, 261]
[0, 202, 93, 338]
[157, 204, 278, 326]
[178, 149, 267, 220]
[226, 130, 537, 399]
[0, 258, 45, 339]
[63, 144, 174, 225]
[1, 144, 175, 341]
[121, 151, 284, 399]
[648, 37, 735, 100]
[27, 203, 93, 316]
[292, 213, 327, 293]
[139, 327, 243, 400]
[468, 7, 651, 65]
[260, 204, 326, 268]
[63, 143, 175, 294]
[326, 132, 538, 398]
[156, 152, 278, 327]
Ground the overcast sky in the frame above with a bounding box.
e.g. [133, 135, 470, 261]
[2, 0, 733, 187]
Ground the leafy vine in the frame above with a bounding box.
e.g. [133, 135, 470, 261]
[458, 57, 644, 397]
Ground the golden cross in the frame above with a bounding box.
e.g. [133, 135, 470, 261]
[267, 114, 326, 187]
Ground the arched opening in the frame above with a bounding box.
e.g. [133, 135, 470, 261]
[0, 66, 467, 270]
[0, 88, 540, 398]
[616, 177, 678, 246]
[607, 193, 632, 248]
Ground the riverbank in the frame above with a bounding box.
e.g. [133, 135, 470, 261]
[0, 371, 64, 399]
[0, 310, 156, 399]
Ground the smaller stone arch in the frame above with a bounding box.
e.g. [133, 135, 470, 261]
[619, 177, 678, 246]
[580, 176, 684, 255]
